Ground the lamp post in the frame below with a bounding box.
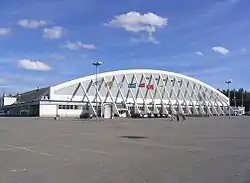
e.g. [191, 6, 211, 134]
[92, 61, 103, 123]
[225, 80, 232, 118]
[242, 90, 244, 107]
[234, 90, 237, 117]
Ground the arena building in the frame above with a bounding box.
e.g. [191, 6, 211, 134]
[0, 69, 231, 117]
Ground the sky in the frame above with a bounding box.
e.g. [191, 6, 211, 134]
[0, 0, 249, 94]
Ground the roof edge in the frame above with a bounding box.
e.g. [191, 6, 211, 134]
[51, 69, 228, 101]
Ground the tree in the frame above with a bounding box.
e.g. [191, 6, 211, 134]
[219, 88, 250, 111]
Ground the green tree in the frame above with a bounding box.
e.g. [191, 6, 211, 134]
[219, 88, 250, 111]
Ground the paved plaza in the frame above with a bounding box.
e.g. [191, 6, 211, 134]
[0, 116, 250, 183]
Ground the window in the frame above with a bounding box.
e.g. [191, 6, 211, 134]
[59, 105, 75, 110]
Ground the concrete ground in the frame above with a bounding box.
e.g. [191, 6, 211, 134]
[0, 117, 250, 183]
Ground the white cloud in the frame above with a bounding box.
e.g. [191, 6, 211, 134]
[63, 41, 96, 50]
[19, 59, 52, 71]
[212, 46, 230, 55]
[43, 26, 64, 39]
[17, 19, 47, 28]
[106, 11, 167, 40]
[196, 52, 204, 56]
[0, 28, 11, 35]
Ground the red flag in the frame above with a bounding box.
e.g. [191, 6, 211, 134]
[139, 83, 145, 88]
[147, 84, 154, 90]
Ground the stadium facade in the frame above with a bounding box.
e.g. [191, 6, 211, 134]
[0, 69, 231, 117]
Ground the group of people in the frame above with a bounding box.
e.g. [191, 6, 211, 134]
[170, 113, 186, 121]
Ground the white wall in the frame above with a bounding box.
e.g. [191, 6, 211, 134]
[39, 101, 84, 117]
[3, 97, 17, 106]
[58, 109, 82, 117]
[40, 104, 57, 117]
[52, 94, 84, 101]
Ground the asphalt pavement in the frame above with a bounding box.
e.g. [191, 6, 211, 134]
[0, 116, 250, 183]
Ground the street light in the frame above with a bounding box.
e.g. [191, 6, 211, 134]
[225, 80, 232, 118]
[242, 90, 244, 107]
[92, 61, 103, 123]
[234, 90, 237, 117]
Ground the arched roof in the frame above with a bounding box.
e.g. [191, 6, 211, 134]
[51, 69, 228, 101]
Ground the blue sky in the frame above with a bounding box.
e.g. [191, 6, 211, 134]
[0, 0, 249, 93]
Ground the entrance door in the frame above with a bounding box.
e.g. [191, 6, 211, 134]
[104, 104, 112, 119]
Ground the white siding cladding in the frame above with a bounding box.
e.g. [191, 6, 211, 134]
[39, 101, 85, 117]
[40, 104, 57, 117]
[58, 109, 82, 117]
[3, 97, 17, 106]
[51, 69, 230, 117]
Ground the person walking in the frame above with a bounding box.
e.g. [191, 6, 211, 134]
[176, 113, 180, 122]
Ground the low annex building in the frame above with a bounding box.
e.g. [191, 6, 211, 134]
[0, 69, 231, 117]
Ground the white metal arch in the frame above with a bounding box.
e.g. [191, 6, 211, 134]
[50, 69, 229, 116]
[51, 69, 228, 101]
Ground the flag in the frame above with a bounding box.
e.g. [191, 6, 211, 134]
[139, 83, 146, 88]
[128, 83, 136, 88]
[147, 84, 154, 90]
